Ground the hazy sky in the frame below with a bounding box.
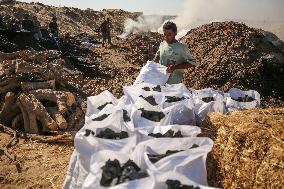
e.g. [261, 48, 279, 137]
[18, 0, 284, 21]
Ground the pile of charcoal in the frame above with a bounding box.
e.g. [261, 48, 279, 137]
[147, 144, 199, 163]
[232, 95, 255, 102]
[139, 108, 165, 122]
[166, 180, 201, 189]
[148, 129, 183, 138]
[100, 159, 148, 187]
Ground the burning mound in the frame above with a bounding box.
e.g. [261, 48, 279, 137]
[182, 21, 284, 101]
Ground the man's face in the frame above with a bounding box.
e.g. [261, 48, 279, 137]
[163, 29, 176, 44]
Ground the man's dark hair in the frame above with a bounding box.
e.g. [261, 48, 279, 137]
[163, 21, 177, 33]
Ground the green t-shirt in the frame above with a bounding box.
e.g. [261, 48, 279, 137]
[156, 41, 196, 84]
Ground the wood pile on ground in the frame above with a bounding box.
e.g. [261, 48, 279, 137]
[181, 21, 284, 101]
[116, 32, 163, 65]
[0, 50, 86, 134]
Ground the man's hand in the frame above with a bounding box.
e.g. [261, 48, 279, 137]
[167, 64, 175, 73]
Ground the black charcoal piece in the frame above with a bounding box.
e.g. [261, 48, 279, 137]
[139, 95, 158, 106]
[97, 102, 113, 110]
[152, 85, 161, 92]
[191, 144, 199, 149]
[165, 96, 186, 103]
[100, 159, 122, 187]
[232, 95, 255, 102]
[139, 108, 165, 122]
[147, 150, 184, 163]
[92, 114, 110, 121]
[101, 159, 148, 187]
[201, 97, 215, 103]
[96, 128, 128, 139]
[166, 179, 200, 189]
[123, 109, 131, 122]
[148, 129, 184, 138]
[142, 87, 151, 91]
[84, 129, 95, 136]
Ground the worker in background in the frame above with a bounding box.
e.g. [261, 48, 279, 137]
[153, 21, 197, 84]
[21, 13, 35, 32]
[100, 18, 112, 47]
[33, 15, 42, 40]
[49, 16, 59, 38]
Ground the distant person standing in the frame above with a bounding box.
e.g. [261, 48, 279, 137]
[100, 18, 112, 47]
[21, 14, 35, 32]
[153, 21, 197, 84]
[10, 18, 20, 31]
[0, 15, 4, 29]
[49, 16, 59, 38]
[33, 15, 42, 40]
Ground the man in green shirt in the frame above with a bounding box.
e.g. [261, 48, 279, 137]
[153, 21, 197, 84]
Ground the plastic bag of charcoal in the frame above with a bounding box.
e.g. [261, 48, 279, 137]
[134, 61, 170, 85]
[123, 83, 164, 106]
[162, 83, 193, 108]
[64, 112, 137, 189]
[132, 137, 214, 186]
[192, 88, 226, 124]
[85, 90, 118, 122]
[225, 88, 260, 112]
[81, 150, 156, 189]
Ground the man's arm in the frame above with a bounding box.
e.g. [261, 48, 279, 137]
[167, 62, 196, 73]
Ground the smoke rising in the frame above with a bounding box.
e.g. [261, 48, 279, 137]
[118, 15, 164, 38]
[120, 0, 284, 39]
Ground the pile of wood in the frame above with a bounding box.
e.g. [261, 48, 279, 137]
[181, 21, 284, 100]
[0, 1, 138, 36]
[0, 50, 85, 134]
[117, 32, 163, 65]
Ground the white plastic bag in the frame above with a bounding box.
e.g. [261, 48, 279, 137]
[82, 150, 155, 189]
[85, 105, 134, 131]
[132, 137, 214, 186]
[162, 83, 192, 108]
[225, 88, 261, 112]
[86, 90, 118, 119]
[192, 88, 226, 123]
[134, 61, 170, 85]
[165, 99, 196, 125]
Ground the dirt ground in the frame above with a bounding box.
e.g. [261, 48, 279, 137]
[0, 131, 74, 189]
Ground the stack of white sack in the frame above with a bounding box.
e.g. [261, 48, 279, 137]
[63, 61, 260, 189]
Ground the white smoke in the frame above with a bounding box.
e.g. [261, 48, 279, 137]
[120, 0, 284, 39]
[118, 15, 164, 38]
[172, 0, 284, 39]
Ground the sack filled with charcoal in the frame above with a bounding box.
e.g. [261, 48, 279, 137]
[192, 88, 226, 124]
[86, 90, 118, 121]
[162, 83, 193, 108]
[131, 105, 172, 128]
[123, 83, 164, 106]
[165, 99, 196, 125]
[225, 88, 260, 112]
[132, 137, 213, 186]
[82, 150, 155, 189]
